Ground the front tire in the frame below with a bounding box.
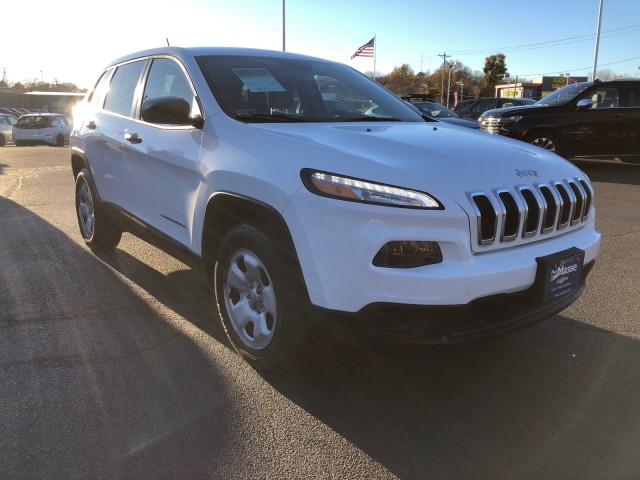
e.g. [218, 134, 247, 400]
[75, 168, 122, 250]
[214, 224, 310, 370]
[525, 131, 561, 156]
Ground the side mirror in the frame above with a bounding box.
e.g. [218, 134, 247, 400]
[141, 96, 202, 127]
[576, 98, 594, 110]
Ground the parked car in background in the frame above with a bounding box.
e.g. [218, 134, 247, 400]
[410, 101, 480, 129]
[12, 113, 72, 146]
[0, 113, 18, 146]
[454, 97, 536, 120]
[479, 80, 640, 162]
[71, 46, 600, 370]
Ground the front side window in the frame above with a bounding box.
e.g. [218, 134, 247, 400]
[142, 58, 199, 120]
[103, 61, 146, 117]
[588, 87, 619, 109]
[196, 55, 422, 123]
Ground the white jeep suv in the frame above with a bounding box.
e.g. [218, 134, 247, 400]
[70, 47, 600, 369]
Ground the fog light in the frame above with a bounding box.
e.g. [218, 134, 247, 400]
[372, 241, 442, 268]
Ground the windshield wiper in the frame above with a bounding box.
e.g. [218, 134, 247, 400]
[236, 112, 307, 123]
[339, 116, 404, 122]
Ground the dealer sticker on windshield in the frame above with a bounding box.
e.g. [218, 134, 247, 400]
[535, 248, 585, 300]
[233, 68, 286, 93]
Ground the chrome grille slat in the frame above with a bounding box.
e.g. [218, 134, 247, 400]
[517, 186, 541, 238]
[554, 181, 574, 230]
[468, 178, 593, 247]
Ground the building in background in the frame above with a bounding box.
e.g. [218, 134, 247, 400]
[0, 91, 86, 115]
[495, 75, 589, 100]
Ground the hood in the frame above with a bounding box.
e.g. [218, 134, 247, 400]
[249, 121, 586, 205]
[437, 117, 480, 129]
[481, 103, 558, 118]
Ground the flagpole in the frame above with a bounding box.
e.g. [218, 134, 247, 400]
[373, 34, 377, 81]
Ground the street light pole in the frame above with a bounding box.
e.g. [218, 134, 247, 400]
[592, 0, 603, 80]
[457, 81, 464, 103]
[446, 61, 456, 108]
[282, 0, 286, 51]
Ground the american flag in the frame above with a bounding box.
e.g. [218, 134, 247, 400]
[351, 37, 375, 59]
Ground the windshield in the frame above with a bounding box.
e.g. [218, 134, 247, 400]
[412, 102, 461, 118]
[196, 55, 423, 123]
[535, 82, 592, 106]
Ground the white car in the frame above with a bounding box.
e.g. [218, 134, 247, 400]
[13, 113, 72, 147]
[0, 113, 18, 146]
[70, 47, 601, 369]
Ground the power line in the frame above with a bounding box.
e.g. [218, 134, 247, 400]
[447, 24, 640, 56]
[516, 55, 640, 77]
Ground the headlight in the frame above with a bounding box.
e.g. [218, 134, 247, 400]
[301, 169, 442, 209]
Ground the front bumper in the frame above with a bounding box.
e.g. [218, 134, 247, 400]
[337, 260, 594, 343]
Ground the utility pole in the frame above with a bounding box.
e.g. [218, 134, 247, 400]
[438, 52, 450, 104]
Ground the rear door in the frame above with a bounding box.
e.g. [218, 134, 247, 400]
[85, 60, 147, 206]
[617, 83, 640, 157]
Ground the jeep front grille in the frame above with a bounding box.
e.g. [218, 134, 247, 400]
[468, 178, 593, 247]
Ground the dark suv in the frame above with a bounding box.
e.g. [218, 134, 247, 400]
[454, 97, 536, 120]
[479, 80, 640, 162]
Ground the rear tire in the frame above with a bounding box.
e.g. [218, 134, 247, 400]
[0, 134, 5, 147]
[214, 224, 311, 370]
[55, 134, 65, 147]
[75, 168, 122, 251]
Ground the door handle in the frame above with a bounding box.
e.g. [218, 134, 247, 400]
[124, 132, 142, 144]
[86, 120, 97, 130]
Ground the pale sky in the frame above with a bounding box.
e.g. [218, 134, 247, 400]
[4, 0, 639, 90]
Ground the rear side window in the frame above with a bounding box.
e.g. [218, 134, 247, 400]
[88, 69, 114, 108]
[103, 61, 146, 117]
[620, 84, 640, 107]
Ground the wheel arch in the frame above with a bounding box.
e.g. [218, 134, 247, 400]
[201, 192, 310, 299]
[71, 152, 89, 180]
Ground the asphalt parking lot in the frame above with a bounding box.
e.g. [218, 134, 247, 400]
[1, 146, 639, 479]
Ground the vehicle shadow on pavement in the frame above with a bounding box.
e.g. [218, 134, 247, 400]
[0, 196, 243, 480]
[264, 316, 640, 478]
[91, 246, 227, 345]
[573, 159, 640, 186]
